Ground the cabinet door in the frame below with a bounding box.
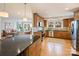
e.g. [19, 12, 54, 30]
[64, 19, 69, 27]
[74, 11, 79, 19]
[44, 20, 47, 27]
[36, 38, 41, 56]
[33, 13, 44, 27]
[64, 32, 71, 39]
[60, 32, 71, 39]
[63, 18, 72, 27]
[54, 31, 62, 38]
[18, 48, 29, 56]
[45, 32, 49, 37]
[29, 43, 36, 56]
[61, 32, 67, 39]
[29, 39, 41, 56]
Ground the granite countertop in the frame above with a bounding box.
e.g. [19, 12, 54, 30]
[45, 27, 69, 32]
[0, 34, 40, 56]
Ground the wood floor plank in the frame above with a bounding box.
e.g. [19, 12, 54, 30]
[40, 37, 79, 56]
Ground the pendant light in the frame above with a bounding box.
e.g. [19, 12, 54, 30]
[23, 3, 27, 21]
[0, 3, 9, 17]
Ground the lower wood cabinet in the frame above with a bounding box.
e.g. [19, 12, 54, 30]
[34, 32, 41, 37]
[53, 31, 71, 39]
[54, 31, 61, 38]
[45, 32, 49, 37]
[18, 47, 29, 56]
[19, 38, 41, 56]
[29, 42, 36, 56]
[29, 38, 41, 56]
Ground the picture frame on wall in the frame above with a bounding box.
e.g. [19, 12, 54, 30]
[17, 22, 31, 32]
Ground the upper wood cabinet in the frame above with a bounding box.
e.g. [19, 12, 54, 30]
[74, 10, 79, 19]
[63, 18, 73, 27]
[44, 20, 47, 27]
[63, 19, 69, 27]
[33, 13, 46, 27]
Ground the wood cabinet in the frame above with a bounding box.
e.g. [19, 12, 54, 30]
[19, 38, 41, 56]
[74, 10, 79, 19]
[63, 18, 73, 27]
[33, 13, 46, 27]
[63, 19, 69, 27]
[34, 32, 41, 37]
[54, 31, 61, 38]
[33, 13, 43, 27]
[45, 31, 49, 37]
[33, 13, 38, 27]
[29, 42, 36, 56]
[18, 47, 29, 56]
[35, 38, 41, 56]
[28, 38, 41, 56]
[44, 20, 47, 27]
[53, 31, 71, 39]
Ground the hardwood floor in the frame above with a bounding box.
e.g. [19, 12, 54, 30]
[40, 37, 79, 56]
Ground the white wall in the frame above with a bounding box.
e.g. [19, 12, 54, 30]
[1, 18, 32, 31]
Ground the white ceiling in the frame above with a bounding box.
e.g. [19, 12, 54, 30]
[0, 3, 79, 19]
[0, 3, 33, 19]
[30, 3, 79, 18]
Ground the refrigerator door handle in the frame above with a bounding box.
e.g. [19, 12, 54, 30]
[71, 28, 74, 34]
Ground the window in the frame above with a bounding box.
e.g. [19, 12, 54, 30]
[17, 22, 30, 32]
[48, 20, 63, 28]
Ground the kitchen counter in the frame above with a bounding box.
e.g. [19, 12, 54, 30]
[45, 27, 70, 38]
[0, 34, 40, 56]
[45, 27, 69, 32]
[53, 29, 68, 32]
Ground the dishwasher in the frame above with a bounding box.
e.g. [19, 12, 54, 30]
[49, 31, 54, 37]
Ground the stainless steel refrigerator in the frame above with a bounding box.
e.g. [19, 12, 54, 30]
[71, 20, 79, 51]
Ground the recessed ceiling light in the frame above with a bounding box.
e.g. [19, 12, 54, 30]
[65, 8, 69, 10]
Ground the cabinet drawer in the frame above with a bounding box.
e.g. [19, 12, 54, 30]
[54, 31, 62, 38]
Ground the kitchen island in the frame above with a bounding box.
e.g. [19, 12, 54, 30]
[0, 34, 41, 56]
